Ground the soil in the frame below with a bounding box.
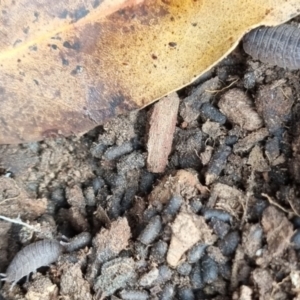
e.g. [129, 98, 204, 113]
[1, 22, 300, 300]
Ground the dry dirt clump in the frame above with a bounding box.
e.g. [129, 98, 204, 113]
[167, 207, 216, 267]
[2, 29, 300, 300]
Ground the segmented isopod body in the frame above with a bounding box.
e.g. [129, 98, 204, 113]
[243, 24, 300, 70]
[1, 240, 62, 287]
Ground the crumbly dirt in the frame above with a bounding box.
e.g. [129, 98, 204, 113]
[1, 25, 300, 300]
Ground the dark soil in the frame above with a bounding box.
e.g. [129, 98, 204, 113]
[1, 23, 300, 300]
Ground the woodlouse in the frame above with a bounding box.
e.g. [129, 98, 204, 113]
[243, 24, 300, 70]
[0, 240, 62, 288]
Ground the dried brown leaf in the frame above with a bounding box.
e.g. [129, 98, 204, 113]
[0, 1, 299, 143]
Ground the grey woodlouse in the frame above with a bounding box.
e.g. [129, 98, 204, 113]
[243, 24, 300, 70]
[0, 240, 62, 288]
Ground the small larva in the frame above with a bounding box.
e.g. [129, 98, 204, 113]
[218, 231, 240, 256]
[150, 240, 168, 263]
[163, 195, 183, 217]
[177, 261, 192, 276]
[138, 215, 162, 245]
[177, 287, 195, 300]
[0, 240, 62, 288]
[200, 255, 218, 284]
[202, 208, 232, 223]
[160, 283, 175, 300]
[187, 243, 207, 264]
[120, 289, 149, 300]
[60, 232, 92, 252]
[190, 264, 204, 289]
[243, 24, 300, 70]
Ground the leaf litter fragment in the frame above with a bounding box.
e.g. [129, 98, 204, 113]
[147, 92, 179, 173]
[94, 257, 137, 299]
[167, 206, 216, 267]
[261, 206, 294, 258]
[85, 217, 131, 284]
[149, 169, 208, 206]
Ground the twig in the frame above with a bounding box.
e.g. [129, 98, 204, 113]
[0, 215, 38, 231]
[147, 92, 179, 173]
[205, 78, 239, 94]
[0, 194, 20, 205]
[261, 193, 291, 214]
